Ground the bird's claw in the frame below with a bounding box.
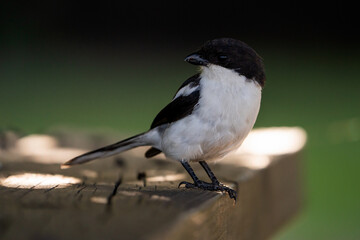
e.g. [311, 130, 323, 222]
[178, 180, 237, 201]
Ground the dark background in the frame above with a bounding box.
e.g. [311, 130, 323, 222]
[1, 1, 359, 239]
[1, 1, 358, 48]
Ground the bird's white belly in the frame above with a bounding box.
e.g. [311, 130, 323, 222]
[161, 66, 262, 162]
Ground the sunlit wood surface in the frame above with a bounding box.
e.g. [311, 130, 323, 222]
[0, 127, 306, 240]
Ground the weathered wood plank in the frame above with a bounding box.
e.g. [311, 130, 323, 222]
[0, 127, 306, 240]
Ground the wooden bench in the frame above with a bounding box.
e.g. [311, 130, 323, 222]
[0, 127, 306, 240]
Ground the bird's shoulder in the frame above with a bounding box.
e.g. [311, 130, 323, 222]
[150, 74, 201, 129]
[176, 73, 201, 92]
[173, 73, 201, 99]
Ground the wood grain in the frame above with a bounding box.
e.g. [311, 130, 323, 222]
[0, 128, 305, 240]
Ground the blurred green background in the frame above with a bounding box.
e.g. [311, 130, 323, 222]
[1, 1, 359, 239]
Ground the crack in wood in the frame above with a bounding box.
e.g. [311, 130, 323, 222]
[19, 182, 44, 199]
[19, 188, 34, 199]
[75, 186, 87, 195]
[106, 175, 123, 206]
[44, 185, 59, 193]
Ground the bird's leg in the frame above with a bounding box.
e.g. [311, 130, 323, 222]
[179, 161, 236, 200]
[179, 161, 201, 185]
[199, 161, 220, 185]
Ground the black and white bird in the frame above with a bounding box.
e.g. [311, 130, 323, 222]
[62, 38, 265, 200]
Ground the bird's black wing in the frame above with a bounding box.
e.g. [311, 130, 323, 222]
[150, 74, 201, 129]
[145, 74, 201, 158]
[149, 89, 200, 129]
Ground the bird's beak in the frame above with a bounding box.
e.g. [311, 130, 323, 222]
[184, 53, 209, 66]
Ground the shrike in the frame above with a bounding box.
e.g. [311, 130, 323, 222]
[62, 38, 266, 200]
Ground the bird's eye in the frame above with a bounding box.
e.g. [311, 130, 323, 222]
[218, 55, 228, 61]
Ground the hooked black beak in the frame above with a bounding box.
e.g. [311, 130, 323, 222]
[184, 53, 209, 66]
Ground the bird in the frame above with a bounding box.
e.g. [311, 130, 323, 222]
[62, 38, 266, 200]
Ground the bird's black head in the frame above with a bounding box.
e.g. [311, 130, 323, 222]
[185, 38, 265, 87]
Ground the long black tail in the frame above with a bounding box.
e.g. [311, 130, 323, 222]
[61, 133, 147, 168]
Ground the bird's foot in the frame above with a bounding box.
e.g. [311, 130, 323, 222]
[178, 180, 237, 201]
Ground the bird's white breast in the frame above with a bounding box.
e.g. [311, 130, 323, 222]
[161, 65, 262, 161]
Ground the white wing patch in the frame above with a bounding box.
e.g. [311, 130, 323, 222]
[173, 84, 199, 100]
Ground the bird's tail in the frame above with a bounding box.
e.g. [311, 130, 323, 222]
[61, 132, 149, 168]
